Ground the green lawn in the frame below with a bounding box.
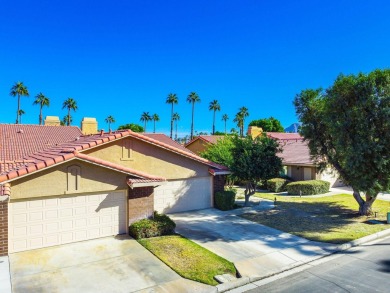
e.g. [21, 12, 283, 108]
[138, 235, 236, 285]
[241, 193, 390, 244]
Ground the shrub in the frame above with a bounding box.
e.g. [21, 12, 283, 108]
[129, 212, 176, 239]
[214, 190, 236, 211]
[286, 180, 330, 195]
[267, 178, 291, 192]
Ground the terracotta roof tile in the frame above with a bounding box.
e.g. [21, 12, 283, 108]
[278, 139, 314, 165]
[266, 132, 303, 140]
[185, 135, 225, 147]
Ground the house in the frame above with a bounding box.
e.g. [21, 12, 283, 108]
[0, 124, 228, 255]
[185, 135, 225, 155]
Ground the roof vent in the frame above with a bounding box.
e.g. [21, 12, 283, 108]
[17, 129, 24, 134]
[75, 137, 80, 141]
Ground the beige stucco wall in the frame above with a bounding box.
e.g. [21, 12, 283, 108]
[186, 140, 209, 155]
[10, 160, 128, 200]
[82, 138, 211, 179]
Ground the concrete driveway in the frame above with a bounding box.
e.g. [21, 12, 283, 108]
[170, 205, 338, 281]
[9, 235, 214, 293]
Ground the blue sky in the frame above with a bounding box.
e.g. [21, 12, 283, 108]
[1, 0, 389, 136]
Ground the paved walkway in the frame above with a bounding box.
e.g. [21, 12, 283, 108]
[169, 202, 339, 283]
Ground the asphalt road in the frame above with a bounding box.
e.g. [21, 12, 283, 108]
[247, 236, 390, 293]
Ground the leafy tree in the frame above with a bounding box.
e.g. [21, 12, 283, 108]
[33, 92, 50, 125]
[18, 109, 25, 124]
[166, 93, 178, 138]
[62, 98, 77, 126]
[221, 114, 229, 134]
[294, 69, 390, 215]
[200, 136, 235, 169]
[117, 123, 144, 132]
[140, 112, 152, 132]
[230, 135, 282, 206]
[249, 117, 284, 132]
[172, 112, 180, 140]
[187, 92, 201, 140]
[209, 100, 221, 135]
[105, 115, 115, 132]
[10, 81, 29, 124]
[152, 114, 160, 133]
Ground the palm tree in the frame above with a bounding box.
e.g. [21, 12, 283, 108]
[209, 100, 221, 135]
[105, 115, 115, 132]
[238, 107, 249, 137]
[172, 112, 180, 140]
[10, 81, 29, 124]
[18, 109, 25, 124]
[152, 114, 160, 133]
[166, 93, 178, 138]
[233, 113, 244, 136]
[62, 98, 78, 126]
[222, 114, 229, 134]
[186, 92, 201, 140]
[33, 92, 50, 125]
[140, 112, 152, 132]
[61, 115, 72, 126]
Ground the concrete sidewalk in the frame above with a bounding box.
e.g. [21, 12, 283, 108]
[170, 202, 340, 284]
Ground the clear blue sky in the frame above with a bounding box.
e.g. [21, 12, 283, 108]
[1, 0, 389, 136]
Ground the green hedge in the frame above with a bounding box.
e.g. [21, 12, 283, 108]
[214, 190, 236, 211]
[286, 180, 330, 195]
[267, 178, 291, 192]
[129, 212, 176, 239]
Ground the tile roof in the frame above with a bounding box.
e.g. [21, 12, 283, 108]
[0, 130, 227, 183]
[266, 132, 303, 140]
[127, 178, 166, 188]
[278, 139, 314, 165]
[143, 133, 195, 154]
[185, 135, 225, 147]
[0, 124, 83, 161]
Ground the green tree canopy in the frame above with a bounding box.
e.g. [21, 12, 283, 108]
[200, 136, 235, 169]
[105, 115, 115, 132]
[140, 112, 152, 132]
[10, 81, 29, 124]
[33, 92, 50, 125]
[117, 123, 144, 132]
[62, 97, 77, 126]
[294, 69, 390, 215]
[230, 135, 282, 205]
[249, 117, 284, 132]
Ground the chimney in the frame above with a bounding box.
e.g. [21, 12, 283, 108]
[44, 116, 61, 126]
[247, 126, 263, 139]
[81, 117, 98, 135]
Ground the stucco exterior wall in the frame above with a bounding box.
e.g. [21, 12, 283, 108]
[10, 160, 128, 200]
[186, 140, 208, 155]
[83, 138, 211, 179]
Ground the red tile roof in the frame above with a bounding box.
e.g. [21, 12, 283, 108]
[127, 178, 166, 188]
[278, 139, 314, 166]
[0, 130, 227, 183]
[0, 124, 83, 161]
[185, 135, 225, 147]
[266, 132, 303, 140]
[143, 133, 195, 154]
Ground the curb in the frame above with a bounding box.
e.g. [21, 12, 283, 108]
[216, 227, 390, 292]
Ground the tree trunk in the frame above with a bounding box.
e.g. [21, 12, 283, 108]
[352, 189, 377, 216]
[244, 181, 256, 206]
[170, 104, 174, 138]
[191, 103, 194, 140]
[39, 106, 43, 125]
[16, 94, 20, 124]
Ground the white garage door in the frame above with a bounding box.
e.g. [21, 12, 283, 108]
[9, 191, 127, 253]
[154, 177, 212, 214]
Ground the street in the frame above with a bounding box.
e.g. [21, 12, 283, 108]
[247, 236, 390, 293]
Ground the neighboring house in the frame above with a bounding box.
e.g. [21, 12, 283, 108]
[185, 135, 225, 155]
[267, 133, 344, 187]
[0, 124, 228, 255]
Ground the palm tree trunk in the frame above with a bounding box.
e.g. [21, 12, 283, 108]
[16, 94, 20, 124]
[224, 121, 227, 134]
[170, 104, 174, 138]
[144, 121, 147, 132]
[212, 111, 216, 135]
[39, 106, 43, 125]
[175, 121, 178, 140]
[191, 102, 195, 140]
[154, 121, 156, 133]
[67, 108, 71, 126]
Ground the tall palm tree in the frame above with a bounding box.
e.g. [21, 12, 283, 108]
[140, 112, 152, 132]
[18, 109, 25, 124]
[61, 115, 72, 126]
[233, 113, 244, 137]
[238, 106, 249, 137]
[166, 93, 178, 138]
[10, 81, 29, 124]
[62, 98, 78, 126]
[105, 115, 115, 132]
[152, 114, 160, 133]
[209, 100, 221, 135]
[172, 112, 180, 140]
[33, 92, 50, 125]
[222, 114, 229, 134]
[186, 92, 201, 140]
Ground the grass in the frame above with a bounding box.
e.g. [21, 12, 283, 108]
[241, 193, 390, 244]
[138, 234, 236, 285]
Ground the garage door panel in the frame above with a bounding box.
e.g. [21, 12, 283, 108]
[9, 191, 127, 253]
[155, 177, 212, 214]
